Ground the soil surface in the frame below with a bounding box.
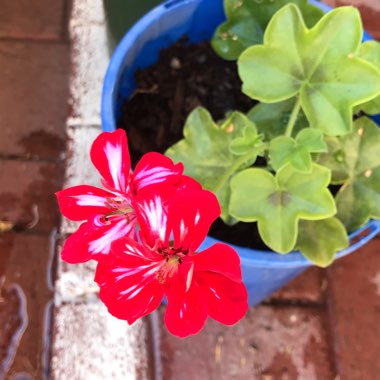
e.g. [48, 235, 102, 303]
[118, 38, 270, 249]
[118, 38, 254, 163]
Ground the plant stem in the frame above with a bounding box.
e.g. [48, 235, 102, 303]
[285, 96, 301, 137]
[211, 144, 267, 193]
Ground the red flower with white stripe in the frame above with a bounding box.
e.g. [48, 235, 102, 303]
[56, 129, 187, 263]
[95, 187, 248, 337]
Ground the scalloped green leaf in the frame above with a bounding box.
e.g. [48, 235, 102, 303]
[165, 108, 257, 222]
[296, 217, 349, 267]
[269, 129, 327, 172]
[247, 99, 308, 140]
[296, 128, 327, 152]
[238, 4, 380, 135]
[211, 0, 323, 60]
[229, 163, 336, 252]
[319, 117, 380, 231]
[229, 122, 261, 155]
[356, 41, 380, 115]
[269, 136, 311, 172]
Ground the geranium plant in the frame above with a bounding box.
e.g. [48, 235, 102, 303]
[165, 1, 380, 267]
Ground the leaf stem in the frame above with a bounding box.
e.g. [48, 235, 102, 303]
[211, 144, 267, 193]
[285, 96, 302, 137]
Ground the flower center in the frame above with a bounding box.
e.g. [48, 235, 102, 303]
[102, 196, 134, 223]
[156, 247, 187, 284]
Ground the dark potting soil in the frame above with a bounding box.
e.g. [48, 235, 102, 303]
[118, 38, 271, 250]
[118, 38, 254, 164]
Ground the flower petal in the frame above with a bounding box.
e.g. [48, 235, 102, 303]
[90, 129, 131, 193]
[192, 244, 248, 325]
[61, 215, 136, 263]
[95, 237, 165, 324]
[195, 271, 248, 326]
[132, 152, 184, 193]
[165, 269, 208, 338]
[134, 189, 171, 248]
[193, 243, 243, 282]
[56, 185, 115, 221]
[170, 189, 221, 253]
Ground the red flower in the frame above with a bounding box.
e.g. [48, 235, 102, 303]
[56, 129, 186, 263]
[95, 187, 248, 337]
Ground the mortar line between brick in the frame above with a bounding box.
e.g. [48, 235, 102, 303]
[325, 270, 341, 378]
[261, 299, 327, 309]
[0, 36, 69, 45]
[0, 154, 64, 164]
[0, 230, 61, 238]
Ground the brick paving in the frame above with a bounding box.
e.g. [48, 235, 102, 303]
[0, 1, 380, 380]
[0, 42, 69, 159]
[0, 233, 55, 378]
[158, 306, 335, 380]
[0, 0, 69, 379]
[0, 1, 66, 40]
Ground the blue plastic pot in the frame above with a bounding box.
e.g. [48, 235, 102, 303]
[102, 0, 380, 305]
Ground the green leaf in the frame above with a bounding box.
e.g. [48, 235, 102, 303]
[165, 108, 258, 222]
[356, 41, 380, 115]
[229, 163, 336, 252]
[229, 122, 261, 155]
[296, 218, 349, 267]
[238, 4, 380, 135]
[211, 0, 323, 60]
[269, 129, 327, 172]
[296, 128, 327, 152]
[247, 99, 308, 140]
[319, 117, 380, 231]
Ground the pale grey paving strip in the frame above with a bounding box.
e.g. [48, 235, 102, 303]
[67, 2, 109, 127]
[51, 1, 152, 378]
[51, 301, 150, 380]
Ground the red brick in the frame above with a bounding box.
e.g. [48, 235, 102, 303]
[0, 42, 69, 160]
[269, 267, 326, 304]
[0, 160, 63, 233]
[158, 305, 335, 379]
[323, 0, 380, 40]
[0, 233, 54, 379]
[0, 0, 65, 40]
[327, 238, 380, 379]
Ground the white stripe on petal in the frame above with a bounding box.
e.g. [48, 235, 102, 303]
[194, 210, 201, 225]
[73, 194, 107, 207]
[105, 141, 126, 191]
[89, 219, 133, 254]
[134, 167, 174, 190]
[180, 219, 187, 242]
[112, 263, 157, 282]
[140, 196, 168, 242]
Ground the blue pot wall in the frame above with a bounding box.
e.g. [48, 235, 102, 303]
[101, 0, 380, 305]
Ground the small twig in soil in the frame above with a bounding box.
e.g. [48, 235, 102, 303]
[131, 84, 159, 99]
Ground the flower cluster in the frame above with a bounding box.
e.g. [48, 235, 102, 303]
[56, 129, 248, 337]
